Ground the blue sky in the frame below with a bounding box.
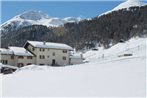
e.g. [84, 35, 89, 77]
[1, 0, 147, 23]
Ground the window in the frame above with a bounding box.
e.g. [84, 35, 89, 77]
[53, 52, 55, 56]
[40, 48, 45, 52]
[40, 55, 45, 59]
[11, 56, 14, 59]
[27, 56, 32, 59]
[18, 56, 24, 59]
[1, 60, 8, 64]
[63, 56, 66, 60]
[32, 47, 35, 51]
[63, 50, 67, 53]
[27, 63, 32, 65]
[39, 64, 45, 66]
[5, 60, 8, 64]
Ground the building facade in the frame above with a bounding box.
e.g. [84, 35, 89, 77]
[0, 47, 35, 67]
[24, 41, 73, 66]
[0, 41, 83, 67]
[0, 48, 15, 66]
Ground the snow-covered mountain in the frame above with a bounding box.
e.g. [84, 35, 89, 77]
[1, 10, 82, 32]
[101, 0, 146, 16]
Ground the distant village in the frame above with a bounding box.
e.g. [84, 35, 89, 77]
[0, 41, 84, 74]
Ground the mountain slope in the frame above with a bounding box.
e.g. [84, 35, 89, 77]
[101, 0, 146, 15]
[84, 38, 146, 62]
[1, 5, 147, 49]
[1, 10, 82, 33]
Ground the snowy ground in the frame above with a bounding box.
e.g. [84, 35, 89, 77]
[1, 38, 147, 97]
[0, 74, 2, 97]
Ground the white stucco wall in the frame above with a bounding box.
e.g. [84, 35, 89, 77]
[27, 44, 70, 66]
[36, 48, 70, 65]
[0, 54, 15, 66]
[0, 54, 35, 67]
[15, 56, 35, 66]
[70, 58, 83, 65]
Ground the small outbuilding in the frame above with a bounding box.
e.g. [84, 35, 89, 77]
[70, 53, 84, 65]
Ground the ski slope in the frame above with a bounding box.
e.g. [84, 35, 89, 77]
[84, 38, 146, 62]
[1, 38, 147, 97]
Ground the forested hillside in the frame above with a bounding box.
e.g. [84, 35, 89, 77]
[1, 6, 147, 50]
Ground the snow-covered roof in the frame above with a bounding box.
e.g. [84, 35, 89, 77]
[0, 48, 13, 55]
[27, 41, 73, 50]
[9, 47, 34, 56]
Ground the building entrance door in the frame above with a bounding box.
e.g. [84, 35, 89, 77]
[52, 59, 56, 65]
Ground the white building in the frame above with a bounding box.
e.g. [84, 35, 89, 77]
[24, 41, 73, 66]
[0, 47, 35, 67]
[70, 53, 84, 65]
[0, 41, 83, 67]
[0, 48, 15, 66]
[9, 47, 35, 67]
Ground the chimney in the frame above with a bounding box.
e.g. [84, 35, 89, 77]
[43, 41, 46, 45]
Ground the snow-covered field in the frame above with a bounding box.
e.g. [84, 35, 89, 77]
[0, 74, 2, 97]
[1, 38, 147, 97]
